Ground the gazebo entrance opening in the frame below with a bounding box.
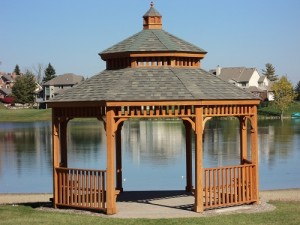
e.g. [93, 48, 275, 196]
[120, 120, 188, 191]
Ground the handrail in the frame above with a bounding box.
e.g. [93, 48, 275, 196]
[56, 167, 106, 211]
[203, 164, 256, 209]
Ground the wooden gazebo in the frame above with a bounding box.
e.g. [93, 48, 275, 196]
[48, 3, 260, 215]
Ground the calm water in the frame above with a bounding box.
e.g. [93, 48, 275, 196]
[0, 119, 299, 193]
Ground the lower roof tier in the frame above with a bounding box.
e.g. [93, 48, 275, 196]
[50, 67, 258, 103]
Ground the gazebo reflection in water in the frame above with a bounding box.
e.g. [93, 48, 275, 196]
[48, 3, 260, 215]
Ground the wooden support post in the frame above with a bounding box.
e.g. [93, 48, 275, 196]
[116, 123, 123, 192]
[106, 109, 117, 215]
[60, 119, 68, 168]
[239, 116, 247, 164]
[184, 121, 193, 192]
[52, 113, 60, 208]
[250, 107, 259, 203]
[194, 107, 204, 212]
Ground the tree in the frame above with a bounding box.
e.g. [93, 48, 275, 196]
[14, 64, 21, 75]
[262, 63, 278, 82]
[12, 70, 37, 105]
[295, 81, 300, 101]
[33, 63, 45, 84]
[272, 76, 295, 119]
[43, 63, 56, 83]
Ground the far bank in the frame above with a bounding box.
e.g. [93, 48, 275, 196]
[0, 101, 300, 122]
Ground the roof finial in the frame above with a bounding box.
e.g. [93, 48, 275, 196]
[150, 1, 154, 7]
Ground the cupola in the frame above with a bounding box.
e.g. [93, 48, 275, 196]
[99, 2, 207, 70]
[143, 2, 162, 30]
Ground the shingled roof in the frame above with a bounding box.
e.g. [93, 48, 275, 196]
[100, 29, 206, 55]
[52, 67, 255, 102]
[50, 4, 257, 104]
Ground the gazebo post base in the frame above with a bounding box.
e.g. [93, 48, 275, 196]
[106, 207, 117, 215]
[194, 205, 204, 213]
[185, 186, 193, 192]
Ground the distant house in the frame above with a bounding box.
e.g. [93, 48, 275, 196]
[0, 72, 21, 101]
[0, 88, 11, 99]
[43, 73, 84, 101]
[211, 66, 273, 101]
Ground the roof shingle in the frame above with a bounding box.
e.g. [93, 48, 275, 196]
[52, 67, 257, 102]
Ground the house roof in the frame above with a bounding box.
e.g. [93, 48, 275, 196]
[100, 29, 206, 55]
[218, 67, 256, 83]
[0, 88, 12, 95]
[258, 75, 266, 83]
[51, 67, 257, 102]
[43, 73, 83, 86]
[1, 74, 14, 82]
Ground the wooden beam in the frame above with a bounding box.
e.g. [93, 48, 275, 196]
[250, 106, 259, 203]
[239, 116, 247, 164]
[115, 122, 123, 192]
[194, 107, 204, 212]
[52, 113, 60, 208]
[105, 109, 117, 215]
[184, 121, 193, 192]
[60, 119, 69, 167]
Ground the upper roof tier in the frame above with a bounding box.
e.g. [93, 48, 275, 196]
[99, 3, 207, 70]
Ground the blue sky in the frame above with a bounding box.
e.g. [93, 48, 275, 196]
[1, 0, 300, 84]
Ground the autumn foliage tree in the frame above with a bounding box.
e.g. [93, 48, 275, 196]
[272, 76, 295, 119]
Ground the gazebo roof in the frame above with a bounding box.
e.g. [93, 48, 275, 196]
[100, 29, 206, 56]
[50, 3, 258, 105]
[52, 67, 256, 102]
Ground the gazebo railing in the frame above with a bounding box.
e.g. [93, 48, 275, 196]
[203, 164, 256, 209]
[56, 167, 106, 211]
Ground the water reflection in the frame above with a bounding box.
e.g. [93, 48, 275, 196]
[0, 119, 299, 193]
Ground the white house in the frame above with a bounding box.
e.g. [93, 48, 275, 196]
[212, 66, 273, 101]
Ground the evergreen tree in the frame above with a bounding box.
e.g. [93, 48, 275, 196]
[14, 64, 21, 75]
[295, 81, 300, 101]
[272, 76, 295, 119]
[43, 63, 56, 83]
[262, 63, 278, 82]
[12, 70, 37, 104]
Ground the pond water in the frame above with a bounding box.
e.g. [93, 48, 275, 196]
[0, 119, 299, 193]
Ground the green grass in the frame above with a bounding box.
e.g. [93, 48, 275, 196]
[0, 201, 299, 225]
[258, 101, 300, 118]
[0, 104, 51, 122]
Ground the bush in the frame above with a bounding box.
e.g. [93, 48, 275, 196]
[1, 96, 15, 104]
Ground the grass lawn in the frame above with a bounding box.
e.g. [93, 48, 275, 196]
[0, 201, 299, 225]
[0, 104, 51, 122]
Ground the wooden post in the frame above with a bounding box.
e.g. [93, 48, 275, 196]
[239, 116, 247, 164]
[106, 109, 117, 215]
[194, 107, 204, 212]
[52, 111, 60, 208]
[60, 119, 68, 168]
[116, 123, 123, 192]
[250, 106, 259, 203]
[184, 121, 193, 192]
